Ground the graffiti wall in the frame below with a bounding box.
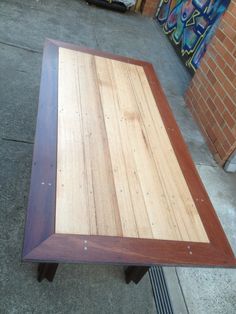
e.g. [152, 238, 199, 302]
[157, 0, 230, 72]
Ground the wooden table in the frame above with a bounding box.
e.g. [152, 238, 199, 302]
[22, 39, 235, 283]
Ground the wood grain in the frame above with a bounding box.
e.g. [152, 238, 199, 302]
[23, 39, 235, 268]
[55, 47, 208, 243]
[56, 49, 122, 236]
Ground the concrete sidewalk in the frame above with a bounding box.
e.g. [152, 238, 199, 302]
[0, 1, 235, 313]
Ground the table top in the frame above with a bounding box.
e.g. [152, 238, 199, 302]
[22, 39, 235, 267]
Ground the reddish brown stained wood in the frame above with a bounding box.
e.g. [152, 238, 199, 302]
[22, 39, 236, 268]
[22, 40, 58, 257]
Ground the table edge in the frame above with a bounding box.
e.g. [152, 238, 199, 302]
[22, 39, 235, 267]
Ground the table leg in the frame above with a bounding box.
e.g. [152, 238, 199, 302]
[37, 263, 58, 282]
[125, 266, 150, 284]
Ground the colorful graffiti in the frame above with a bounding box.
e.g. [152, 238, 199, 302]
[157, 0, 230, 71]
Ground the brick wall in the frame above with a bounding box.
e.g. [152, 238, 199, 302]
[141, 0, 159, 16]
[185, 0, 236, 166]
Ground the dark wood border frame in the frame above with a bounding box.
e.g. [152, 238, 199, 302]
[22, 39, 236, 267]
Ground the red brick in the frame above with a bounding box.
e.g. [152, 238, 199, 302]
[215, 141, 227, 159]
[208, 110, 217, 126]
[214, 110, 225, 126]
[199, 85, 209, 99]
[215, 67, 235, 96]
[223, 139, 231, 152]
[233, 19, 236, 29]
[215, 67, 226, 84]
[199, 112, 209, 128]
[214, 38, 227, 57]
[223, 65, 235, 81]
[207, 97, 216, 112]
[223, 79, 235, 96]
[223, 110, 235, 128]
[207, 84, 216, 99]
[206, 126, 217, 142]
[222, 24, 235, 39]
[193, 75, 200, 89]
[188, 87, 194, 98]
[214, 81, 225, 97]
[232, 125, 236, 138]
[224, 11, 236, 26]
[231, 3, 236, 14]
[185, 2, 236, 165]
[199, 75, 209, 92]
[224, 49, 235, 66]
[201, 59, 209, 73]
[214, 96, 225, 112]
[215, 54, 226, 70]
[223, 125, 236, 144]
[199, 96, 208, 113]
[207, 46, 217, 59]
[224, 95, 236, 114]
[207, 70, 217, 85]
[214, 127, 226, 142]
[223, 37, 235, 52]
[208, 57, 217, 71]
[216, 29, 226, 42]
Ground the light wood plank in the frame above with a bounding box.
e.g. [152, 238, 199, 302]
[95, 57, 153, 238]
[55, 47, 209, 243]
[127, 63, 209, 242]
[56, 48, 122, 236]
[56, 48, 90, 235]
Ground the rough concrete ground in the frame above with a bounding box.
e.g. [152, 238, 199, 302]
[0, 0, 235, 313]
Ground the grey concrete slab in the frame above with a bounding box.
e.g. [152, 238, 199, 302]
[174, 164, 236, 314]
[0, 43, 41, 141]
[224, 150, 236, 172]
[165, 95, 236, 314]
[0, 139, 156, 314]
[176, 268, 236, 314]
[0, 0, 97, 51]
[163, 267, 188, 314]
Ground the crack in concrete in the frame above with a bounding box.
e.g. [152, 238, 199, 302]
[0, 40, 41, 54]
[195, 162, 218, 168]
[1, 137, 34, 145]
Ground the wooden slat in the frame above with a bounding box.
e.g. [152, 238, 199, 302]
[55, 47, 209, 243]
[95, 57, 152, 238]
[56, 48, 122, 236]
[127, 63, 209, 242]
